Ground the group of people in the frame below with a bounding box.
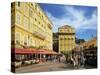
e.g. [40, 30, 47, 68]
[41, 53, 86, 69]
[46, 54, 66, 63]
[70, 54, 86, 69]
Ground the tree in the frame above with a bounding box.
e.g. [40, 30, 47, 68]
[75, 37, 85, 44]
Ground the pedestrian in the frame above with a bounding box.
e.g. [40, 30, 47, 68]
[47, 56, 50, 62]
[78, 55, 81, 68]
[73, 56, 79, 69]
[50, 56, 53, 62]
[81, 56, 86, 67]
[70, 56, 74, 64]
[57, 56, 61, 63]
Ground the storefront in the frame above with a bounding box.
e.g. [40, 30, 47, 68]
[11, 48, 57, 67]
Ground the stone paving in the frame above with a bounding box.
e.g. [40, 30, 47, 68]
[15, 62, 96, 73]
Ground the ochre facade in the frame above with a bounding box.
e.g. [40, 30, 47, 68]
[58, 25, 75, 53]
[80, 37, 97, 50]
[11, 2, 53, 50]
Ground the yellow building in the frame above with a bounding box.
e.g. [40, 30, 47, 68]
[80, 37, 97, 50]
[11, 2, 53, 50]
[58, 25, 75, 53]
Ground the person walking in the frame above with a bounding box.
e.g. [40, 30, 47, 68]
[81, 56, 86, 68]
[57, 55, 61, 63]
[70, 55, 76, 68]
[73, 55, 79, 69]
[80, 52, 86, 68]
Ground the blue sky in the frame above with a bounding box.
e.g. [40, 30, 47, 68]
[39, 3, 97, 41]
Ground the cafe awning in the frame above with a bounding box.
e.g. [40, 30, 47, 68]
[38, 49, 57, 54]
[11, 48, 57, 55]
[11, 48, 38, 54]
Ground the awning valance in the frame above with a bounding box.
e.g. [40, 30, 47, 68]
[11, 48, 57, 55]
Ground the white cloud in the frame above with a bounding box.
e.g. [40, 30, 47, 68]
[45, 6, 97, 32]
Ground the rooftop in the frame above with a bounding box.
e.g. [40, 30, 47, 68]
[59, 25, 74, 29]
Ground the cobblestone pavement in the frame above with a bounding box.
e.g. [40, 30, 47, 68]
[15, 62, 96, 73]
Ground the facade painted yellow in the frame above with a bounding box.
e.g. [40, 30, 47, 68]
[73, 37, 97, 52]
[58, 25, 75, 53]
[11, 2, 53, 50]
[80, 37, 97, 50]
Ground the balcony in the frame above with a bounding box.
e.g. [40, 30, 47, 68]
[33, 30, 46, 40]
[48, 24, 52, 29]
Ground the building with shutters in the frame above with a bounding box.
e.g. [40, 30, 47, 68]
[58, 25, 75, 53]
[11, 2, 53, 50]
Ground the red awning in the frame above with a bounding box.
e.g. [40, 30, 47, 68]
[11, 48, 38, 54]
[11, 48, 57, 55]
[38, 49, 57, 54]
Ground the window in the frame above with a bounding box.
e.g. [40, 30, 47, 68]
[71, 38, 73, 40]
[30, 38, 32, 46]
[42, 15, 43, 18]
[60, 29, 62, 32]
[35, 18, 37, 21]
[89, 44, 94, 48]
[11, 14, 14, 25]
[11, 3, 13, 8]
[28, 36, 30, 40]
[67, 29, 69, 32]
[30, 9, 33, 17]
[16, 13, 21, 25]
[24, 36, 28, 45]
[68, 38, 70, 40]
[35, 4, 37, 10]
[15, 32, 20, 44]
[84, 46, 86, 49]
[30, 22, 33, 31]
[39, 21, 40, 24]
[42, 24, 43, 27]
[39, 12, 40, 15]
[31, 3, 33, 6]
[60, 38, 63, 40]
[24, 17, 28, 30]
[18, 2, 20, 7]
[64, 38, 67, 40]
